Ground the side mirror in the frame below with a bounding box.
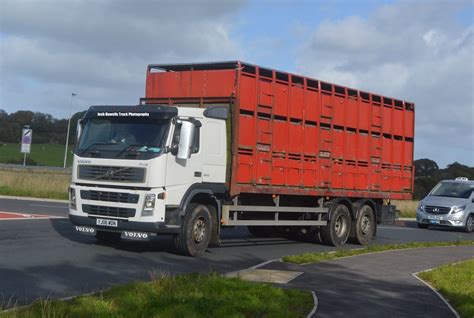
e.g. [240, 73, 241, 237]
[177, 121, 195, 160]
[76, 119, 83, 140]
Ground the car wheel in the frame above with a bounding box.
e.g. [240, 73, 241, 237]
[417, 223, 429, 229]
[463, 214, 473, 233]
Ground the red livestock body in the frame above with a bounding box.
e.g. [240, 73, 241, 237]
[144, 61, 414, 200]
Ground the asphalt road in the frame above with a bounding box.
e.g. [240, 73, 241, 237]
[0, 197, 472, 310]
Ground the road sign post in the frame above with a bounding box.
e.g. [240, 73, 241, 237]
[21, 127, 32, 166]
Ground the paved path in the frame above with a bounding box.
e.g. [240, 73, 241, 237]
[262, 245, 474, 318]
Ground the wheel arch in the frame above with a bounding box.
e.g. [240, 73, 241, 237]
[179, 183, 225, 238]
[325, 197, 354, 220]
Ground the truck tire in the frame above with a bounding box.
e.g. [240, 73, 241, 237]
[96, 230, 121, 243]
[320, 204, 351, 246]
[174, 203, 212, 257]
[352, 205, 375, 245]
[463, 214, 473, 233]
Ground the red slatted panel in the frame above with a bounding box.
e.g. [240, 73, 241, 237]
[333, 94, 345, 126]
[393, 108, 404, 137]
[305, 89, 319, 122]
[273, 120, 288, 153]
[304, 125, 318, 156]
[303, 159, 317, 187]
[290, 85, 304, 119]
[358, 100, 371, 131]
[345, 162, 356, 190]
[332, 161, 344, 189]
[272, 156, 286, 185]
[240, 75, 256, 111]
[275, 83, 288, 117]
[145, 62, 415, 200]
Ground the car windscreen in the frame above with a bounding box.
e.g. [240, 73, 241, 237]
[75, 117, 170, 159]
[430, 182, 474, 199]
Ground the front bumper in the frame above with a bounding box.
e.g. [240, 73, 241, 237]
[69, 214, 180, 234]
[69, 184, 182, 234]
[416, 210, 466, 227]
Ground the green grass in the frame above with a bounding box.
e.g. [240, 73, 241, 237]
[0, 168, 70, 200]
[282, 240, 474, 264]
[393, 200, 418, 218]
[0, 143, 73, 167]
[418, 259, 474, 318]
[0, 273, 313, 318]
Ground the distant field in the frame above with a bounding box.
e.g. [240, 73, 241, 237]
[0, 167, 70, 200]
[0, 143, 73, 167]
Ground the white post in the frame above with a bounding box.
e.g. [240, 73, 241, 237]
[63, 93, 77, 168]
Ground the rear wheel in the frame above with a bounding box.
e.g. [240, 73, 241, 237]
[417, 223, 429, 229]
[463, 214, 473, 233]
[321, 204, 351, 246]
[352, 205, 375, 245]
[96, 230, 121, 243]
[174, 203, 212, 257]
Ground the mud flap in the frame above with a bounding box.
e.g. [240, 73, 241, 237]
[376, 205, 396, 224]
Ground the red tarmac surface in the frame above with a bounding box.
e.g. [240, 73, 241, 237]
[0, 211, 51, 220]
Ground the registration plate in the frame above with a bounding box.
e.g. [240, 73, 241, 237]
[96, 219, 118, 227]
[429, 219, 440, 225]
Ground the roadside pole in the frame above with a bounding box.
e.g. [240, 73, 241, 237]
[63, 93, 77, 168]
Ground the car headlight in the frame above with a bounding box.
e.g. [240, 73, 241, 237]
[452, 205, 466, 214]
[418, 204, 425, 212]
[69, 187, 76, 210]
[142, 193, 156, 216]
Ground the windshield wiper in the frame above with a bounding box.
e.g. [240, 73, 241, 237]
[80, 142, 116, 155]
[115, 144, 149, 158]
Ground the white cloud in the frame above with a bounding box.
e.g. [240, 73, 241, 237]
[297, 1, 474, 167]
[0, 0, 245, 117]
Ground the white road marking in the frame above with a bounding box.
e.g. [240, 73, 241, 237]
[412, 270, 460, 318]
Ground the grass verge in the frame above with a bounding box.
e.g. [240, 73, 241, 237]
[0, 273, 313, 318]
[392, 199, 418, 218]
[282, 240, 474, 264]
[418, 259, 474, 318]
[0, 168, 70, 200]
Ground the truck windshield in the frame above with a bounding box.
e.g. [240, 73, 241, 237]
[430, 182, 474, 199]
[75, 117, 170, 159]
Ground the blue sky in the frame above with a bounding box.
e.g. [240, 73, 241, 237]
[0, 0, 473, 167]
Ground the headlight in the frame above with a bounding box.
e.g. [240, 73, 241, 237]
[142, 193, 156, 216]
[452, 205, 466, 214]
[69, 188, 76, 210]
[418, 204, 425, 212]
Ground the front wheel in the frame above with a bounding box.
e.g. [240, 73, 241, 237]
[463, 214, 473, 233]
[320, 204, 351, 246]
[174, 203, 212, 257]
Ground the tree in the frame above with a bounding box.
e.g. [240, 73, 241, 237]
[414, 158, 439, 178]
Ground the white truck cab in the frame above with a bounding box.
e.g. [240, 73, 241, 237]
[69, 104, 227, 247]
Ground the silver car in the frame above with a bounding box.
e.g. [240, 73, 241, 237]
[416, 178, 473, 233]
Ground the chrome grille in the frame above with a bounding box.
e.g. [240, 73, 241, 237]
[78, 165, 145, 183]
[80, 190, 139, 204]
[82, 204, 135, 218]
[424, 205, 451, 215]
